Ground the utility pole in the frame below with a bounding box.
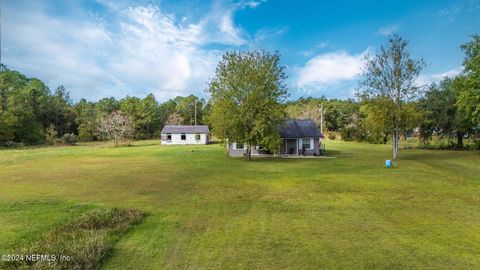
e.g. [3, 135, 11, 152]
[319, 104, 323, 134]
[194, 97, 197, 126]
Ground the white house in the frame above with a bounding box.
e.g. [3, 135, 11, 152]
[161, 125, 210, 145]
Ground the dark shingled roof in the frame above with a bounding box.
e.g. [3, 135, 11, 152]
[277, 119, 323, 138]
[161, 125, 210, 134]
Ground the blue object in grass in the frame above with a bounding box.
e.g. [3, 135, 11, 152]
[385, 160, 392, 168]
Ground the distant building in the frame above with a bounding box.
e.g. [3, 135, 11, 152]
[161, 125, 210, 145]
[228, 119, 323, 157]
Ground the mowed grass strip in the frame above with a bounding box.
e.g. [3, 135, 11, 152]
[1, 208, 143, 270]
[0, 140, 479, 269]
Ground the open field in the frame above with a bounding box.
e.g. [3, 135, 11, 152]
[1, 141, 480, 269]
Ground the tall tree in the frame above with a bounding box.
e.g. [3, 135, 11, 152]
[358, 34, 425, 159]
[159, 99, 178, 128]
[119, 96, 141, 138]
[138, 94, 160, 138]
[457, 35, 480, 128]
[359, 97, 394, 143]
[207, 51, 288, 160]
[47, 85, 77, 136]
[174, 95, 206, 125]
[419, 77, 472, 148]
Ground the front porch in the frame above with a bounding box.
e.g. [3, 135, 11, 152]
[281, 138, 321, 156]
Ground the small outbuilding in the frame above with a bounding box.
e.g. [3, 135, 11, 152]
[228, 119, 323, 157]
[161, 125, 210, 145]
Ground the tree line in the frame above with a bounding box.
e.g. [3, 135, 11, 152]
[0, 65, 209, 145]
[285, 35, 480, 155]
[1, 34, 479, 157]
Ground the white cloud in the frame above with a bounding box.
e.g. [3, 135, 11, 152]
[296, 50, 367, 87]
[298, 42, 331, 57]
[252, 27, 288, 46]
[377, 24, 399, 36]
[416, 67, 463, 86]
[238, 0, 267, 9]
[2, 1, 252, 101]
[198, 3, 246, 46]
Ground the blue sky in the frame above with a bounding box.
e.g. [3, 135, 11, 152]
[2, 0, 479, 101]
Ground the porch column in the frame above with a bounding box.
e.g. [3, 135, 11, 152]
[297, 138, 299, 155]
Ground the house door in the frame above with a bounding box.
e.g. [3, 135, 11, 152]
[285, 139, 297, 155]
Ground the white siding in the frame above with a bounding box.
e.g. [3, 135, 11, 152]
[298, 138, 314, 151]
[161, 133, 208, 145]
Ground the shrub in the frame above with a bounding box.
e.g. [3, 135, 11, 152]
[1, 208, 143, 270]
[328, 132, 336, 140]
[470, 139, 480, 151]
[62, 133, 77, 145]
[3, 141, 24, 148]
[340, 125, 364, 142]
[45, 125, 58, 146]
[340, 126, 355, 141]
[78, 124, 94, 141]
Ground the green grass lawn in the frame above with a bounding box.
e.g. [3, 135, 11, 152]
[1, 140, 480, 269]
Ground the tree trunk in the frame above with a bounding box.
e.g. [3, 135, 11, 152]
[245, 145, 252, 161]
[457, 131, 464, 149]
[392, 129, 399, 160]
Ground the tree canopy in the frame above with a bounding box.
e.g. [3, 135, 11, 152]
[206, 51, 288, 160]
[357, 34, 425, 159]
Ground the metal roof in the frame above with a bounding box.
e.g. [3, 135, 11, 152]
[278, 119, 323, 138]
[161, 125, 210, 134]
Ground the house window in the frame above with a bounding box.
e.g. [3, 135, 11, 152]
[181, 133, 186, 140]
[166, 133, 172, 141]
[302, 138, 311, 150]
[195, 133, 201, 140]
[235, 143, 244, 150]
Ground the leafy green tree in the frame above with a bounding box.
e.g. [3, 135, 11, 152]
[95, 97, 119, 119]
[0, 110, 16, 142]
[47, 86, 77, 136]
[119, 96, 141, 138]
[75, 99, 97, 141]
[207, 51, 288, 160]
[158, 99, 177, 129]
[173, 95, 207, 125]
[449, 76, 472, 147]
[457, 35, 480, 129]
[7, 78, 52, 144]
[358, 34, 425, 159]
[360, 97, 394, 143]
[119, 94, 160, 139]
[419, 77, 472, 148]
[138, 94, 160, 138]
[286, 97, 359, 135]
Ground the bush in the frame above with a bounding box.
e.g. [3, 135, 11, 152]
[468, 139, 480, 151]
[340, 125, 364, 142]
[3, 141, 24, 148]
[327, 132, 336, 140]
[78, 124, 94, 141]
[62, 133, 77, 145]
[1, 208, 143, 270]
[45, 125, 58, 146]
